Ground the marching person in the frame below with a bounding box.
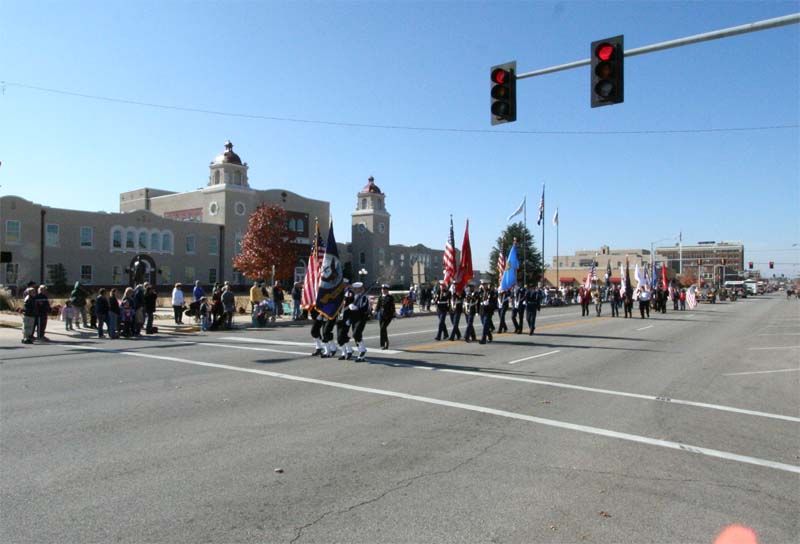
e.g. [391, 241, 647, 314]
[637, 286, 652, 319]
[591, 282, 603, 317]
[350, 282, 371, 362]
[497, 289, 510, 333]
[610, 284, 621, 317]
[449, 287, 464, 341]
[525, 282, 543, 336]
[512, 284, 526, 334]
[376, 284, 396, 350]
[322, 279, 349, 358]
[479, 282, 498, 344]
[434, 280, 450, 341]
[309, 307, 325, 356]
[464, 283, 479, 342]
[336, 286, 356, 360]
[579, 285, 591, 317]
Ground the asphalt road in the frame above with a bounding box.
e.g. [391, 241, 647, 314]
[1, 294, 798, 543]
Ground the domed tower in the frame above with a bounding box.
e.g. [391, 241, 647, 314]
[208, 140, 249, 187]
[351, 176, 390, 282]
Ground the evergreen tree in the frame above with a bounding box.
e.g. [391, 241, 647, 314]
[487, 222, 544, 287]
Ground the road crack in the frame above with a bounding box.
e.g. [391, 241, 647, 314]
[288, 433, 506, 543]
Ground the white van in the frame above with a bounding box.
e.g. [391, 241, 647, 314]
[744, 280, 758, 295]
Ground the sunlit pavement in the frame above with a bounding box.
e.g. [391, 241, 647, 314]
[2, 295, 798, 543]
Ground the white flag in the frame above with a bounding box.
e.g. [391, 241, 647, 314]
[507, 197, 526, 222]
[552, 208, 559, 226]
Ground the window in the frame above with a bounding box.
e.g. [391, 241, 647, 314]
[235, 202, 246, 216]
[138, 231, 148, 250]
[80, 227, 93, 248]
[378, 222, 385, 233]
[288, 218, 297, 231]
[208, 202, 219, 215]
[185, 234, 196, 254]
[150, 232, 160, 252]
[235, 232, 243, 255]
[296, 218, 304, 233]
[161, 265, 172, 283]
[112, 229, 122, 249]
[5, 263, 19, 285]
[80, 265, 93, 284]
[359, 252, 366, 265]
[214, 170, 220, 184]
[46, 264, 59, 284]
[45, 224, 59, 247]
[162, 232, 172, 252]
[111, 265, 122, 284]
[378, 248, 385, 265]
[358, 223, 367, 233]
[361, 198, 367, 210]
[234, 171, 242, 185]
[184, 266, 195, 283]
[5, 220, 21, 243]
[209, 268, 217, 284]
[209, 236, 219, 256]
[126, 231, 135, 249]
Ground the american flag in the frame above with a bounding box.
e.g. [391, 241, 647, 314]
[497, 243, 506, 288]
[584, 262, 596, 289]
[536, 184, 545, 225]
[686, 285, 698, 309]
[301, 220, 324, 310]
[443, 216, 456, 286]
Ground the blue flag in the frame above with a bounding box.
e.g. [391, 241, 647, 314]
[500, 243, 520, 291]
[315, 222, 345, 319]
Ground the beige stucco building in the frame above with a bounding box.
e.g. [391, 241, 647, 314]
[1, 141, 330, 292]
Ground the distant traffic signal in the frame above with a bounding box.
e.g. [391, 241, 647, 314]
[769, 261, 774, 269]
[490, 61, 517, 125]
[748, 261, 753, 269]
[591, 35, 624, 108]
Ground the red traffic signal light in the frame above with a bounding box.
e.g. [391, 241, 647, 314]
[490, 61, 517, 125]
[769, 261, 774, 269]
[591, 35, 624, 108]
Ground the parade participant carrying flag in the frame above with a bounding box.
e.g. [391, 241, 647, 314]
[315, 221, 345, 320]
[453, 220, 473, 294]
[500, 241, 520, 292]
[584, 261, 597, 290]
[686, 284, 699, 310]
[661, 262, 669, 291]
[625, 259, 634, 299]
[443, 216, 457, 287]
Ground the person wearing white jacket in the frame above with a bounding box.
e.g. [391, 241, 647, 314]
[171, 283, 185, 324]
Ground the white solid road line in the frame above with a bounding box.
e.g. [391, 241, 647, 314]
[200, 342, 309, 356]
[757, 333, 800, 336]
[747, 346, 800, 350]
[72, 346, 800, 474]
[636, 325, 654, 331]
[508, 350, 561, 365]
[724, 368, 800, 376]
[220, 336, 404, 355]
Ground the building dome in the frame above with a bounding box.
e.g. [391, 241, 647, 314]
[361, 176, 382, 194]
[212, 140, 243, 166]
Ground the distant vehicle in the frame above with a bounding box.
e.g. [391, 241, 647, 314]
[744, 280, 758, 295]
[724, 280, 747, 298]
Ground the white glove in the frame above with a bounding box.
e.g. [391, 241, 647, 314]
[349, 304, 358, 311]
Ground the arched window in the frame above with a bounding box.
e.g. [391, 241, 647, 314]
[150, 232, 160, 252]
[125, 230, 135, 249]
[112, 229, 122, 249]
[162, 232, 172, 252]
[138, 231, 148, 250]
[361, 198, 366, 210]
[234, 171, 242, 185]
[378, 248, 385, 265]
[214, 170, 220, 184]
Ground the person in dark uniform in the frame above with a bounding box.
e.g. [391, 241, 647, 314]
[336, 287, 356, 360]
[610, 284, 621, 317]
[434, 281, 450, 341]
[322, 280, 350, 359]
[449, 288, 464, 341]
[497, 289, 510, 333]
[512, 285, 526, 334]
[350, 282, 370, 361]
[463, 283, 479, 342]
[525, 283, 543, 335]
[623, 286, 634, 318]
[479, 283, 498, 344]
[310, 307, 325, 356]
[376, 284, 395, 350]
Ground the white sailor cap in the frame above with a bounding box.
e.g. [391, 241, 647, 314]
[352, 281, 364, 289]
[381, 284, 390, 289]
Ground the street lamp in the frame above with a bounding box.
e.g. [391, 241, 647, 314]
[650, 237, 676, 284]
[358, 268, 368, 283]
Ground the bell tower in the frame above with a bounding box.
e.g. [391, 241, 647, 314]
[208, 140, 249, 188]
[351, 176, 390, 282]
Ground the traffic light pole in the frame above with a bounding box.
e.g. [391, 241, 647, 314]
[515, 13, 800, 81]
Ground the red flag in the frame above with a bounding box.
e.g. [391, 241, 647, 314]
[443, 216, 457, 285]
[454, 220, 473, 294]
[661, 263, 668, 290]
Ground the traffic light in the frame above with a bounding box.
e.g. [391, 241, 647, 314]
[769, 261, 774, 269]
[748, 261, 753, 269]
[490, 61, 517, 125]
[591, 35, 624, 108]
[0, 251, 10, 263]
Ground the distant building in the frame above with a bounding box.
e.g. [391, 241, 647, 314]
[1, 141, 330, 291]
[545, 245, 651, 287]
[655, 241, 744, 283]
[344, 177, 444, 288]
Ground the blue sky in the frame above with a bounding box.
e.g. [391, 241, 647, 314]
[1, 1, 798, 277]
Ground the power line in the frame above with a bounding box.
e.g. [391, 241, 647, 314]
[2, 80, 798, 136]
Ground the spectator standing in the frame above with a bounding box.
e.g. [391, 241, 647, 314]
[61, 301, 76, 331]
[95, 289, 110, 338]
[193, 280, 205, 302]
[22, 287, 36, 344]
[144, 283, 157, 334]
[291, 282, 302, 320]
[70, 281, 89, 328]
[108, 288, 120, 339]
[34, 285, 51, 341]
[221, 285, 235, 329]
[249, 281, 263, 312]
[171, 283, 185, 324]
[199, 297, 211, 331]
[133, 284, 145, 336]
[273, 282, 285, 317]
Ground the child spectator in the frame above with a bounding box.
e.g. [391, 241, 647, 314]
[199, 297, 210, 331]
[61, 301, 76, 331]
[120, 299, 135, 338]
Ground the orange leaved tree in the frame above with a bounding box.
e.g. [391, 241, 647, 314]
[233, 204, 296, 282]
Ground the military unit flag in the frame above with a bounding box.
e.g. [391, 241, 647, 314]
[453, 220, 473, 294]
[315, 222, 345, 319]
[500, 242, 520, 292]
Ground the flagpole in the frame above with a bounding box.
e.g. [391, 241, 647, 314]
[541, 184, 545, 285]
[556, 208, 559, 291]
[522, 198, 527, 285]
